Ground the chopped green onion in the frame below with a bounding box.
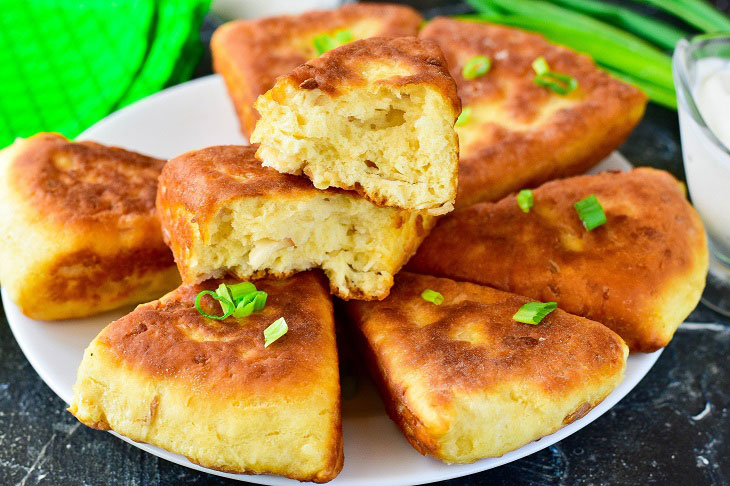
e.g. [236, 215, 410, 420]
[233, 300, 256, 318]
[216, 283, 233, 303]
[313, 36, 336, 56]
[264, 317, 288, 347]
[195, 282, 268, 320]
[253, 291, 268, 311]
[532, 57, 577, 95]
[313, 30, 353, 56]
[459, 11, 674, 94]
[574, 194, 607, 231]
[462, 56, 491, 80]
[228, 282, 256, 301]
[517, 189, 534, 213]
[421, 289, 444, 305]
[458, 0, 678, 106]
[195, 290, 235, 321]
[335, 30, 352, 44]
[513, 301, 557, 325]
[455, 107, 471, 127]
[534, 72, 578, 95]
[239, 291, 257, 306]
[532, 56, 549, 75]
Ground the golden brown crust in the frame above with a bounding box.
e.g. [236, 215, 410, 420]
[211, 3, 423, 137]
[287, 36, 461, 115]
[46, 247, 175, 303]
[349, 272, 626, 396]
[99, 271, 335, 392]
[407, 168, 708, 352]
[157, 143, 436, 301]
[8, 133, 164, 226]
[0, 133, 179, 320]
[347, 272, 627, 460]
[70, 271, 343, 481]
[156, 144, 434, 299]
[157, 144, 351, 242]
[353, 328, 442, 458]
[420, 18, 648, 207]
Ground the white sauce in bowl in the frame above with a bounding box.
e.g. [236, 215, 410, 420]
[695, 58, 730, 151]
[678, 57, 730, 261]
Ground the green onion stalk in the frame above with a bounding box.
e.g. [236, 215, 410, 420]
[467, 0, 672, 62]
[460, 0, 678, 108]
[604, 69, 678, 109]
[630, 0, 730, 33]
[457, 12, 674, 88]
[547, 0, 688, 49]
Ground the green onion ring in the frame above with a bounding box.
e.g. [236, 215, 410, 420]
[534, 72, 577, 95]
[195, 290, 235, 321]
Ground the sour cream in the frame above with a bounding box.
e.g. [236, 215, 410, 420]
[677, 56, 730, 266]
[695, 58, 730, 150]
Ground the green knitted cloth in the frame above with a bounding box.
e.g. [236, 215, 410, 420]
[0, 0, 210, 148]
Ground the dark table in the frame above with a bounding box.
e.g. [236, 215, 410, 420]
[2, 3, 730, 485]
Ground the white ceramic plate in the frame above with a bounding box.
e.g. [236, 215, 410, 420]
[5, 75, 663, 486]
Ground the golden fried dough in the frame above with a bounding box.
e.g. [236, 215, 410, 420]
[420, 17, 648, 207]
[346, 272, 628, 463]
[69, 271, 343, 482]
[408, 168, 708, 352]
[156, 145, 435, 300]
[0, 134, 179, 320]
[212, 3, 423, 138]
[251, 37, 460, 214]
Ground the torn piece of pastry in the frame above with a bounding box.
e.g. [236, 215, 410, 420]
[420, 17, 648, 208]
[346, 272, 628, 463]
[0, 133, 180, 320]
[212, 3, 423, 138]
[251, 37, 460, 215]
[69, 271, 343, 483]
[407, 168, 708, 352]
[156, 145, 435, 300]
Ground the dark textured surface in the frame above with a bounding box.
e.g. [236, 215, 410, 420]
[3, 2, 730, 485]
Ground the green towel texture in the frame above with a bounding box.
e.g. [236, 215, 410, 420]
[0, 0, 211, 149]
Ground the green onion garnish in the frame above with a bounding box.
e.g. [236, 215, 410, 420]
[216, 283, 233, 303]
[264, 317, 288, 347]
[335, 30, 352, 44]
[228, 282, 256, 301]
[574, 194, 606, 231]
[253, 291, 268, 311]
[531, 56, 577, 95]
[233, 300, 256, 318]
[421, 289, 444, 305]
[532, 56, 549, 75]
[313, 36, 335, 56]
[455, 107, 471, 127]
[517, 189, 533, 213]
[313, 30, 353, 56]
[534, 72, 578, 95]
[462, 56, 491, 80]
[513, 301, 557, 325]
[195, 281, 267, 320]
[243, 291, 258, 305]
[454, 0, 678, 108]
[195, 290, 235, 321]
